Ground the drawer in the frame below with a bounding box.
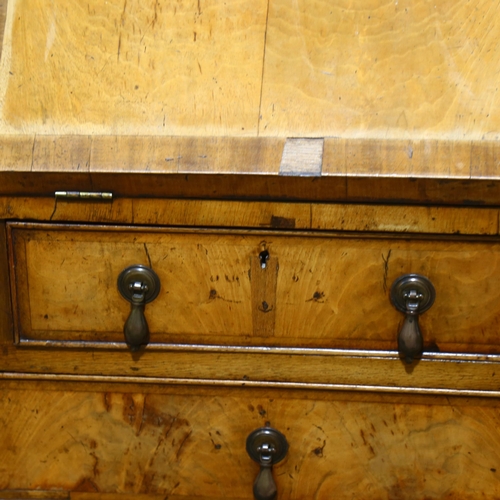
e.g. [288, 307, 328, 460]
[1, 384, 500, 499]
[7, 222, 500, 354]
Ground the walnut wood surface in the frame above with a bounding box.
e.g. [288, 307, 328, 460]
[0, 0, 7, 60]
[0, 221, 12, 344]
[0, 492, 68, 499]
[0, 0, 268, 136]
[261, 0, 500, 140]
[2, 345, 500, 395]
[1, 2, 500, 497]
[1, 385, 500, 499]
[3, 135, 500, 204]
[1, 0, 500, 141]
[0, 197, 498, 236]
[9, 222, 500, 354]
[1, 134, 500, 180]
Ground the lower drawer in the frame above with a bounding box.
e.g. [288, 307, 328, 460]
[2, 383, 500, 499]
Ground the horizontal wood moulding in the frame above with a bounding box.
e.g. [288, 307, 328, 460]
[0, 197, 498, 235]
[2, 344, 500, 395]
[1, 135, 500, 178]
[1, 136, 500, 203]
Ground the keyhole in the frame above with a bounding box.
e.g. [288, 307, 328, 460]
[259, 250, 270, 269]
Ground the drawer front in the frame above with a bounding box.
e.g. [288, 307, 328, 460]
[1, 385, 500, 499]
[8, 222, 500, 353]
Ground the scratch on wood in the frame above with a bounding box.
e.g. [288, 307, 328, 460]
[49, 198, 58, 221]
[148, 436, 165, 467]
[117, 33, 122, 62]
[144, 243, 152, 268]
[152, 0, 159, 28]
[382, 249, 392, 294]
[91, 451, 99, 476]
[121, 0, 128, 23]
[103, 393, 111, 412]
[30, 135, 36, 171]
[137, 394, 147, 436]
[313, 471, 334, 496]
[176, 430, 192, 458]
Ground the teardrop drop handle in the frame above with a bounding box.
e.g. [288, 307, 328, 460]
[123, 285, 150, 352]
[117, 265, 161, 352]
[246, 426, 288, 500]
[390, 274, 436, 364]
[253, 453, 277, 500]
[398, 312, 424, 364]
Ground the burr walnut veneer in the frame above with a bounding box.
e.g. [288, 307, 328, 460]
[2, 0, 500, 498]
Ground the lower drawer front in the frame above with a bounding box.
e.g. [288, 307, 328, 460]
[2, 384, 500, 499]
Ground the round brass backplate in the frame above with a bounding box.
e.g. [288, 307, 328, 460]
[390, 274, 436, 314]
[117, 265, 161, 304]
[246, 426, 289, 465]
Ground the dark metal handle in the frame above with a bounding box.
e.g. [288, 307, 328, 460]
[246, 426, 288, 500]
[123, 282, 150, 352]
[398, 307, 424, 365]
[390, 274, 436, 364]
[118, 265, 160, 352]
[254, 458, 277, 500]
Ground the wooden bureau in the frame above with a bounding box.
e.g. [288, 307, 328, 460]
[2, 1, 500, 499]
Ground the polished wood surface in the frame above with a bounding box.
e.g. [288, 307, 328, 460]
[1, 1, 500, 497]
[0, 0, 268, 136]
[2, 342, 500, 395]
[261, 0, 500, 139]
[0, 0, 7, 60]
[0, 197, 497, 236]
[2, 0, 500, 141]
[3, 133, 500, 179]
[3, 135, 500, 205]
[0, 221, 12, 345]
[9, 222, 500, 353]
[1, 385, 500, 499]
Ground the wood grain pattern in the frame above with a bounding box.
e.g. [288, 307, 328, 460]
[2, 134, 500, 178]
[0, 221, 13, 344]
[260, 0, 500, 139]
[323, 138, 473, 178]
[89, 136, 284, 174]
[0, 0, 268, 135]
[250, 253, 278, 337]
[0, 197, 497, 236]
[4, 135, 500, 204]
[0, 492, 68, 499]
[5, 170, 500, 204]
[0, 0, 8, 61]
[0, 135, 36, 172]
[9, 223, 500, 353]
[1, 1, 500, 141]
[1, 386, 500, 499]
[72, 494, 239, 500]
[3, 337, 500, 394]
[33, 136, 91, 173]
[311, 204, 499, 235]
